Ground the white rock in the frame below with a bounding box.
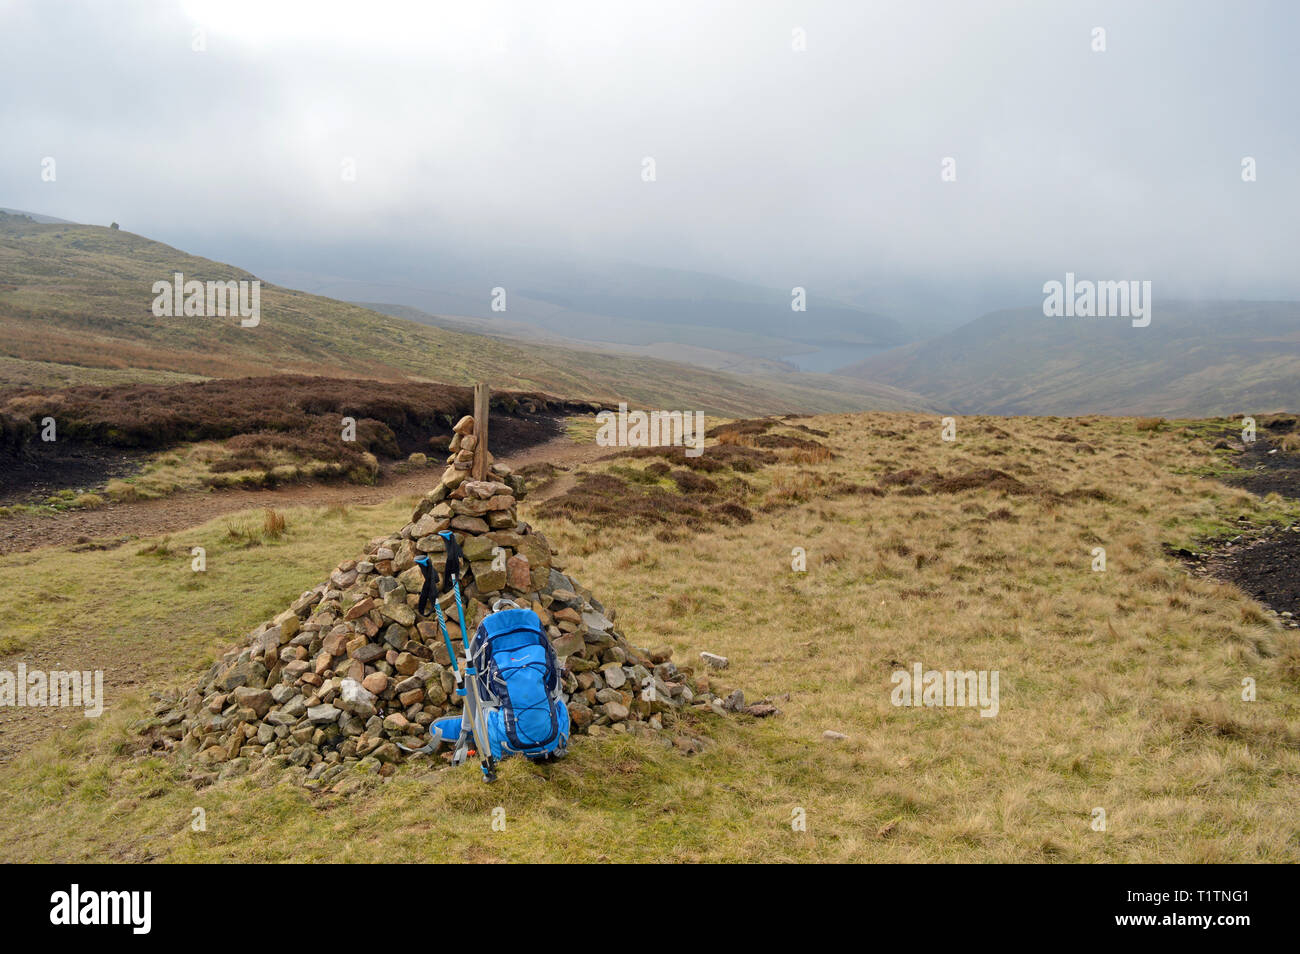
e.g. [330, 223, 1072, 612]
[338, 679, 377, 718]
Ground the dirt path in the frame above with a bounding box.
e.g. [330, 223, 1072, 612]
[503, 433, 604, 473]
[0, 436, 605, 558]
[0, 470, 433, 557]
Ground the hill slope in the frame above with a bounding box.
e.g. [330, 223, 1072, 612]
[259, 243, 907, 363]
[842, 302, 1300, 416]
[0, 212, 927, 416]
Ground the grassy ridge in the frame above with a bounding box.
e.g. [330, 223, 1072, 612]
[0, 213, 927, 416]
[0, 413, 1296, 861]
[843, 303, 1300, 416]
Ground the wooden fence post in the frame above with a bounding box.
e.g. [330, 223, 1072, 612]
[472, 382, 489, 480]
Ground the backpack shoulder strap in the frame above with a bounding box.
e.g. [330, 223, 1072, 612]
[542, 630, 561, 696]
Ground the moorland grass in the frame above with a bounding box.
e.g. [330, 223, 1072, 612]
[0, 413, 1297, 862]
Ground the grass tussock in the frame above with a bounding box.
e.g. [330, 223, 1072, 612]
[262, 507, 286, 539]
[615, 442, 776, 473]
[537, 469, 754, 530]
[223, 510, 291, 547]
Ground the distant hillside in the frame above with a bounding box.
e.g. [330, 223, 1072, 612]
[361, 301, 824, 376]
[0, 208, 78, 226]
[842, 302, 1300, 416]
[259, 245, 907, 361]
[0, 212, 927, 415]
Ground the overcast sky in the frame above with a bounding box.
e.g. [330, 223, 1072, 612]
[2, 0, 1297, 305]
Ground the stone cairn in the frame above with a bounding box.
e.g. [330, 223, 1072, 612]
[157, 408, 747, 785]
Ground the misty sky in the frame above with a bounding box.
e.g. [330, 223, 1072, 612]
[2, 0, 1298, 307]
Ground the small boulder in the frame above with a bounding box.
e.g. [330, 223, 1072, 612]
[699, 652, 729, 670]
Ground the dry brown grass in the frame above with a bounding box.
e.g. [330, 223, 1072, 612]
[713, 419, 836, 466]
[522, 411, 1300, 861]
[778, 444, 835, 465]
[0, 411, 1297, 862]
[262, 507, 286, 538]
[768, 471, 816, 503]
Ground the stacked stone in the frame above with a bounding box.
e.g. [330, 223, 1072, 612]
[160, 415, 726, 784]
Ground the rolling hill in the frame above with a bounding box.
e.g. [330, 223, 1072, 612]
[842, 302, 1300, 416]
[250, 240, 908, 365]
[0, 212, 928, 416]
[361, 301, 836, 376]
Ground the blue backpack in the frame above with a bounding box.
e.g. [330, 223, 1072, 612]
[468, 606, 569, 761]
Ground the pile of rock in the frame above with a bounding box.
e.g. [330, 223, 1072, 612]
[154, 414, 745, 784]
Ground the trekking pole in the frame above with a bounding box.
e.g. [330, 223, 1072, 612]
[400, 555, 462, 757]
[433, 590, 460, 679]
[440, 532, 498, 783]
